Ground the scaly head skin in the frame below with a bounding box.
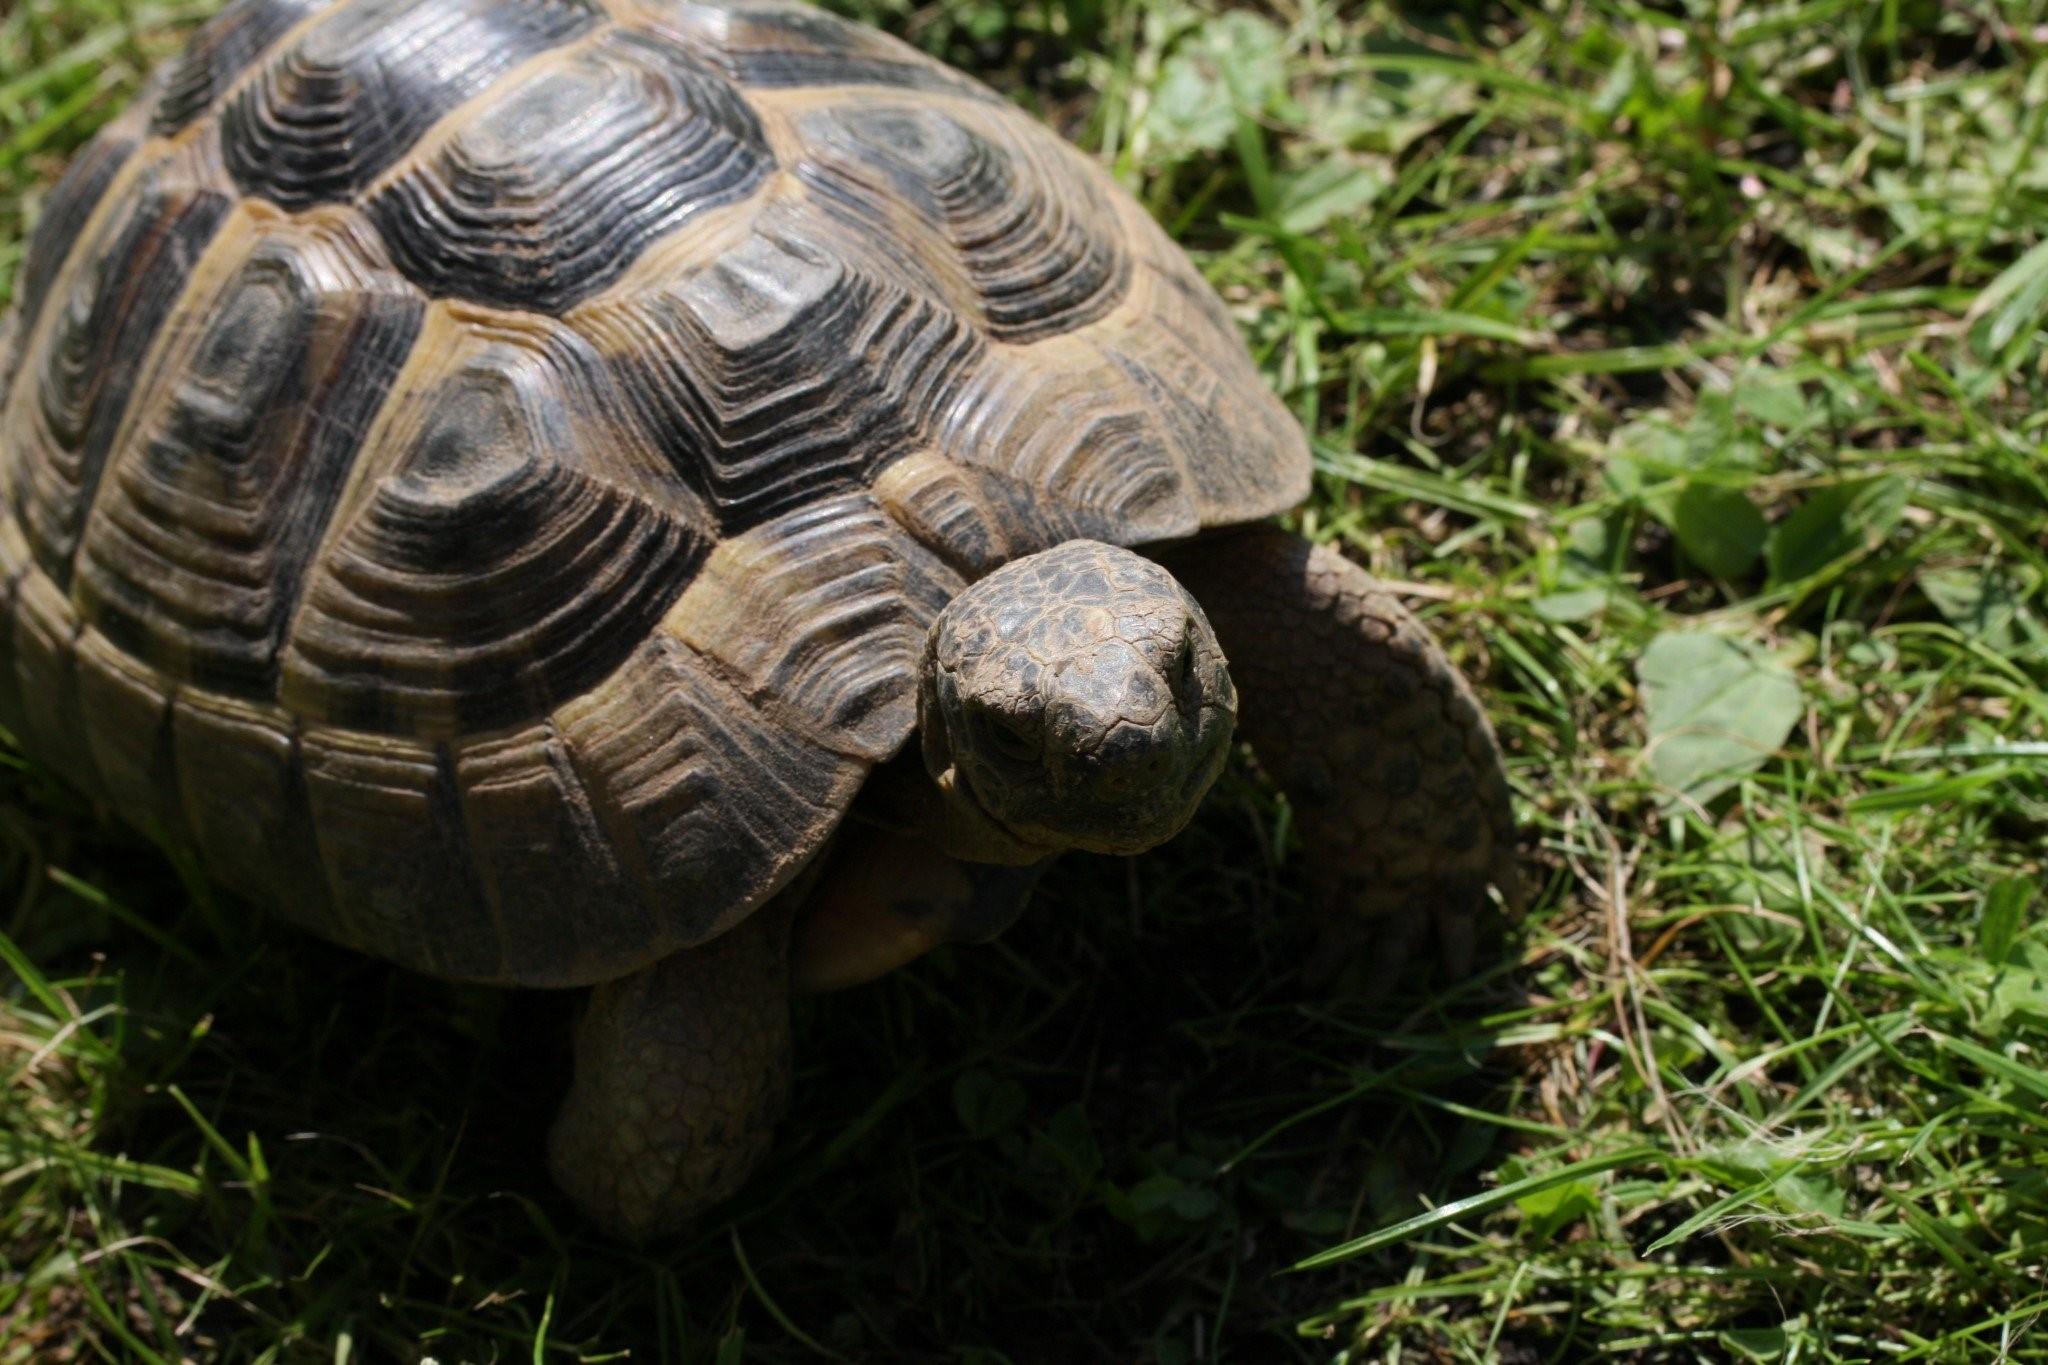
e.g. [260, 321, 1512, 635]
[920, 540, 1236, 857]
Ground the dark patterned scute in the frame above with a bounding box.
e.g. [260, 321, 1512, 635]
[456, 722, 639, 978]
[74, 229, 424, 698]
[281, 318, 708, 737]
[12, 103, 149, 349]
[644, 1, 1001, 99]
[932, 340, 1197, 543]
[598, 226, 984, 534]
[799, 103, 1129, 342]
[671, 492, 963, 761]
[153, 0, 336, 134]
[554, 633, 868, 950]
[300, 729, 493, 975]
[368, 29, 771, 313]
[0, 0, 1315, 983]
[220, 0, 599, 209]
[12, 150, 235, 586]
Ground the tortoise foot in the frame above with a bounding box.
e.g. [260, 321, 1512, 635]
[547, 906, 793, 1240]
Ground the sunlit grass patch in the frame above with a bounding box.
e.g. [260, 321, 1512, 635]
[2, 0, 2045, 1360]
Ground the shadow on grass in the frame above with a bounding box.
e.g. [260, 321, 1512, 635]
[2, 759, 1533, 1362]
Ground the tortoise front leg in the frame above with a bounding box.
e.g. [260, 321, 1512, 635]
[548, 903, 794, 1240]
[790, 820, 1048, 994]
[1159, 527, 1521, 978]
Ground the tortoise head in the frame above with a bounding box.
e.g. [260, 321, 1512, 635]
[920, 540, 1236, 857]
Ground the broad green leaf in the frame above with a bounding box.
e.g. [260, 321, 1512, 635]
[1829, 623, 1899, 672]
[1109, 1164, 1223, 1241]
[1276, 154, 1389, 233]
[1919, 564, 2042, 650]
[1671, 482, 1766, 580]
[1205, 11, 1286, 107]
[1532, 586, 1608, 622]
[1766, 477, 1907, 587]
[1682, 389, 1763, 470]
[1638, 631, 1803, 805]
[1297, 54, 1477, 155]
[1030, 1103, 1103, 1188]
[1916, 564, 2031, 650]
[1731, 368, 1810, 428]
[1564, 514, 1622, 575]
[1719, 1327, 1793, 1362]
[955, 1, 1009, 42]
[1145, 12, 1286, 156]
[1771, 1170, 1845, 1218]
[1147, 54, 1236, 153]
[1606, 405, 1761, 536]
[1605, 416, 1689, 493]
[1988, 944, 2048, 1033]
[1516, 1177, 1599, 1240]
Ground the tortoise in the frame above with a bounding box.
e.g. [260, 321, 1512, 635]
[0, 0, 1519, 1238]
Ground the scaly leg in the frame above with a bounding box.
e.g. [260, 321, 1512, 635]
[790, 819, 1048, 994]
[548, 903, 793, 1240]
[1159, 527, 1520, 978]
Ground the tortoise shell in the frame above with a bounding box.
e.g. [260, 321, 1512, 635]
[0, 0, 1310, 986]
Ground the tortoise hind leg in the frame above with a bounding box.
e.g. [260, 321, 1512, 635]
[1159, 527, 1521, 981]
[548, 903, 793, 1240]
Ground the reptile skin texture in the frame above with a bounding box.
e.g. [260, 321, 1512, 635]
[1164, 527, 1520, 978]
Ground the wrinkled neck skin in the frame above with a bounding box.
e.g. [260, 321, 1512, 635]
[844, 741, 1057, 865]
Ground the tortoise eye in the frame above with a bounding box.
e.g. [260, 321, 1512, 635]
[1171, 637, 1198, 696]
[981, 712, 1039, 762]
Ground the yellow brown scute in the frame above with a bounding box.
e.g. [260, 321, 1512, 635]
[74, 212, 423, 698]
[0, 0, 1309, 985]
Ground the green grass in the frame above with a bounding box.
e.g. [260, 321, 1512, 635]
[3, 0, 2046, 1359]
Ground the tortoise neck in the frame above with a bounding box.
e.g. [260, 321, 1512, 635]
[852, 751, 1058, 867]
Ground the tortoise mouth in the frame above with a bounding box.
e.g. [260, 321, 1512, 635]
[945, 694, 1233, 858]
[918, 694, 1065, 859]
[952, 762, 1064, 851]
[929, 697, 1185, 859]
